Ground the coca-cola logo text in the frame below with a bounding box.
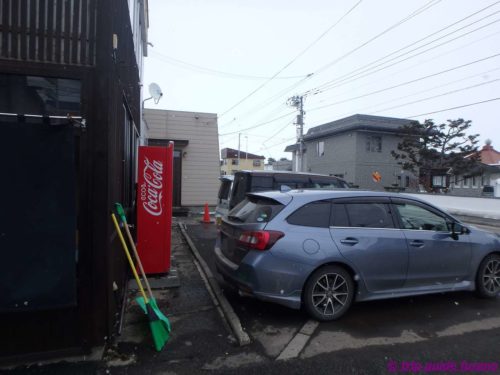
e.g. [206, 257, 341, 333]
[140, 157, 164, 216]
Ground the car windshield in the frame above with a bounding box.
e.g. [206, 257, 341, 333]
[228, 196, 284, 223]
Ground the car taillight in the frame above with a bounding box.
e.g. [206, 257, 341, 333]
[238, 230, 284, 251]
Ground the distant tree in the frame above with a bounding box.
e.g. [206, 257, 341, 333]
[279, 157, 289, 161]
[391, 118, 481, 189]
[267, 157, 276, 164]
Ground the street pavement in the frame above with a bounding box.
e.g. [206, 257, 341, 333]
[2, 214, 500, 374]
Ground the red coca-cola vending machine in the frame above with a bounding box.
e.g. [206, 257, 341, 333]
[136, 143, 174, 274]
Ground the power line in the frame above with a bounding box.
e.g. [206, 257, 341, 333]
[218, 0, 364, 118]
[307, 52, 500, 113]
[313, 29, 500, 109]
[262, 120, 294, 145]
[149, 50, 308, 80]
[311, 0, 443, 76]
[311, 14, 500, 95]
[406, 97, 500, 118]
[369, 78, 500, 115]
[262, 136, 297, 150]
[325, 66, 500, 119]
[219, 112, 296, 136]
[220, 0, 445, 134]
[306, 2, 500, 95]
[218, 75, 312, 129]
[220, 0, 443, 132]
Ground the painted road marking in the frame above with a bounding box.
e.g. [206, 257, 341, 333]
[277, 320, 319, 361]
[301, 317, 500, 358]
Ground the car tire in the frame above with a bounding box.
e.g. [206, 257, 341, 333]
[475, 253, 500, 298]
[303, 265, 354, 321]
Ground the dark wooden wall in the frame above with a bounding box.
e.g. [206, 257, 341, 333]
[0, 0, 143, 359]
[0, 0, 97, 65]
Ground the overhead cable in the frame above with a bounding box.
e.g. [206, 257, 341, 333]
[306, 1, 500, 95]
[307, 52, 500, 112]
[218, 0, 364, 118]
[406, 97, 500, 118]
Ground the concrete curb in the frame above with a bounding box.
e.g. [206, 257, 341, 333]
[178, 223, 251, 346]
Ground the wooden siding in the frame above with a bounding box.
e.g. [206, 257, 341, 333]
[0, 0, 145, 358]
[145, 109, 220, 206]
[0, 0, 97, 65]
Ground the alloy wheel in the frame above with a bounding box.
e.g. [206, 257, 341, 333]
[482, 258, 500, 294]
[311, 272, 349, 317]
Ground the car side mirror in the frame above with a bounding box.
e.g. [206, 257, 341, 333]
[450, 222, 468, 240]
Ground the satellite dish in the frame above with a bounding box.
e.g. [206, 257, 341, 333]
[148, 83, 163, 104]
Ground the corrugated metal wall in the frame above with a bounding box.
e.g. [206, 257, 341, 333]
[0, 0, 97, 65]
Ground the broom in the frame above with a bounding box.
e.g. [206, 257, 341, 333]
[114, 203, 171, 331]
[111, 213, 170, 351]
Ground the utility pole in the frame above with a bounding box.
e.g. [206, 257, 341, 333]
[287, 95, 304, 172]
[237, 133, 241, 169]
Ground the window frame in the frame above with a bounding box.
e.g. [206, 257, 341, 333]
[366, 135, 382, 153]
[286, 199, 332, 228]
[390, 197, 453, 232]
[329, 197, 397, 229]
[316, 141, 325, 157]
[463, 175, 470, 188]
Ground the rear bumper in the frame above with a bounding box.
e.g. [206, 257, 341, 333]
[214, 246, 307, 310]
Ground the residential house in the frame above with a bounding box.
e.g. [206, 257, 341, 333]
[272, 158, 293, 171]
[0, 0, 148, 359]
[449, 140, 500, 197]
[285, 114, 418, 190]
[220, 148, 265, 175]
[144, 108, 220, 210]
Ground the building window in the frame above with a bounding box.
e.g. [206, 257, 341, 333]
[253, 160, 261, 167]
[432, 175, 446, 187]
[0, 74, 81, 116]
[472, 175, 478, 188]
[317, 141, 325, 157]
[405, 176, 410, 188]
[232, 159, 239, 165]
[366, 135, 382, 152]
[463, 176, 470, 188]
[481, 175, 487, 186]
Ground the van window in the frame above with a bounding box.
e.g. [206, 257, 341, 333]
[218, 179, 232, 201]
[310, 177, 348, 189]
[250, 176, 274, 192]
[230, 174, 250, 209]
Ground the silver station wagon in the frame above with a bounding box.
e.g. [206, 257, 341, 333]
[214, 190, 500, 321]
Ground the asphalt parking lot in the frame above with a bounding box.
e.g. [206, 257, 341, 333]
[184, 219, 500, 368]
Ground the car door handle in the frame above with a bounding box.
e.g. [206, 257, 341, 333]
[340, 238, 359, 246]
[409, 240, 424, 248]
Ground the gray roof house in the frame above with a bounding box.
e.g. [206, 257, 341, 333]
[285, 114, 418, 191]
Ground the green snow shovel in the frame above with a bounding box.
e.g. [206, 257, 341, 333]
[114, 203, 171, 332]
[111, 213, 170, 351]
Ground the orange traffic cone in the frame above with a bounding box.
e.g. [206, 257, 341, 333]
[202, 202, 212, 223]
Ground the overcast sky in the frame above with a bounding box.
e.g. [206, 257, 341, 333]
[143, 0, 500, 161]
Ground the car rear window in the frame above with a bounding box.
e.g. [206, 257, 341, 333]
[228, 196, 284, 223]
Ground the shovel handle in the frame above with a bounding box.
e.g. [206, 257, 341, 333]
[114, 203, 155, 301]
[111, 213, 149, 304]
